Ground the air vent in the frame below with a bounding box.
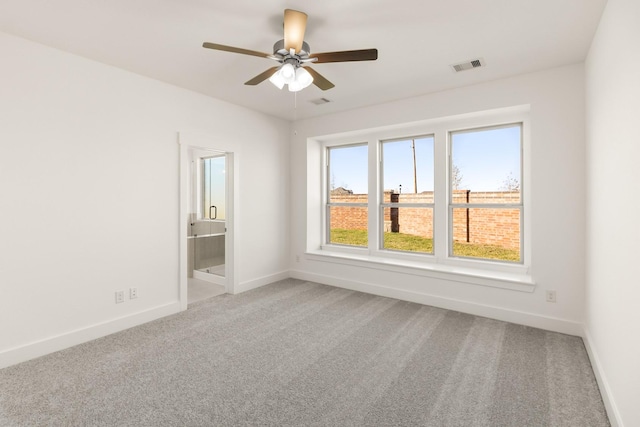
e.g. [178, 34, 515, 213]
[310, 97, 331, 105]
[450, 58, 486, 73]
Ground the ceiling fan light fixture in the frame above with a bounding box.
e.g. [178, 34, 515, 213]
[268, 70, 285, 89]
[280, 62, 296, 83]
[288, 67, 314, 92]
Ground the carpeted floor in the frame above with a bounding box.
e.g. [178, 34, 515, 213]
[0, 279, 609, 426]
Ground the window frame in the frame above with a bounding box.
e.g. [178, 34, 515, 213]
[379, 135, 436, 256]
[313, 106, 531, 285]
[448, 123, 524, 264]
[324, 142, 369, 249]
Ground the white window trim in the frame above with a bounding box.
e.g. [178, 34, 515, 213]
[307, 105, 533, 291]
[305, 250, 534, 292]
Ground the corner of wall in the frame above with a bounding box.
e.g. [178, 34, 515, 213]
[582, 326, 623, 427]
[234, 271, 291, 294]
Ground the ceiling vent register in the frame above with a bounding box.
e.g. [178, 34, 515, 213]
[451, 58, 486, 72]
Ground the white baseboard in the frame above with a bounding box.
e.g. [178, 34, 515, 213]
[0, 270, 586, 372]
[234, 270, 291, 294]
[290, 269, 583, 336]
[0, 269, 290, 370]
[0, 302, 181, 370]
[582, 327, 622, 427]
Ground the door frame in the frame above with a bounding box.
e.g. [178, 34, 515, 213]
[178, 132, 238, 311]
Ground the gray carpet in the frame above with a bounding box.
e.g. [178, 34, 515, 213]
[0, 279, 609, 426]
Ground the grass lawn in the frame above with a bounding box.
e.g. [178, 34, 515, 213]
[330, 228, 520, 262]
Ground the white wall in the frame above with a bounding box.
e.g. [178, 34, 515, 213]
[0, 32, 290, 368]
[585, 0, 640, 425]
[290, 64, 587, 335]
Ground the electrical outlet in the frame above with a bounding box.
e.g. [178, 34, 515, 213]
[296, 255, 300, 262]
[130, 287, 138, 299]
[115, 291, 125, 304]
[546, 290, 557, 303]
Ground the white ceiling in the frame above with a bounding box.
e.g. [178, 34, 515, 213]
[0, 0, 607, 121]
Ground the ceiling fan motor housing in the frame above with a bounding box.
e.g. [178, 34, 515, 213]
[273, 39, 311, 59]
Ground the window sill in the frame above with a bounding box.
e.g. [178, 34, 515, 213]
[305, 248, 535, 293]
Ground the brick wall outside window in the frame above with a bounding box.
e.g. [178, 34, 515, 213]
[329, 189, 520, 250]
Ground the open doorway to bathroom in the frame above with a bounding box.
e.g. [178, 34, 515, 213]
[180, 139, 233, 309]
[183, 146, 232, 305]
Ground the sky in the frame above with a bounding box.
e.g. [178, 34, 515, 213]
[329, 125, 521, 194]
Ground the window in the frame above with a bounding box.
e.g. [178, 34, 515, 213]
[381, 136, 435, 254]
[318, 113, 527, 273]
[449, 124, 522, 262]
[201, 155, 226, 220]
[326, 144, 368, 247]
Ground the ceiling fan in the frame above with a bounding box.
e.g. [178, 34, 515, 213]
[202, 9, 378, 92]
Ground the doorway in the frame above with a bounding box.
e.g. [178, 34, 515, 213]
[191, 153, 226, 281]
[179, 136, 235, 309]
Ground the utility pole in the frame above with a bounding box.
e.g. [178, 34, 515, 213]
[411, 139, 418, 193]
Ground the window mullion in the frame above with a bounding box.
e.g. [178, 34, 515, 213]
[368, 138, 379, 254]
[433, 128, 448, 260]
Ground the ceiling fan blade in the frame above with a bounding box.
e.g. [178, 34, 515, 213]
[283, 9, 308, 53]
[203, 42, 271, 59]
[305, 67, 335, 91]
[310, 49, 378, 63]
[244, 67, 279, 86]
